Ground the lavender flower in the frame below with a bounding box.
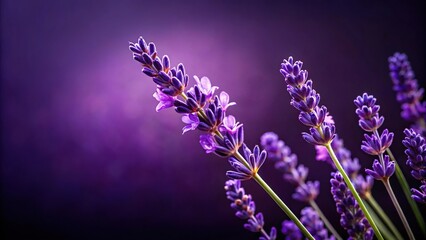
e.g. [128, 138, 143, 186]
[292, 181, 320, 203]
[388, 53, 426, 135]
[227, 145, 267, 181]
[353, 175, 374, 199]
[181, 113, 199, 134]
[281, 207, 334, 240]
[330, 172, 374, 239]
[403, 128, 426, 203]
[282, 221, 302, 240]
[280, 57, 335, 146]
[153, 88, 176, 112]
[193, 75, 218, 101]
[411, 186, 426, 204]
[365, 155, 395, 180]
[130, 37, 188, 97]
[361, 129, 394, 156]
[219, 91, 236, 112]
[261, 132, 319, 202]
[354, 93, 394, 155]
[354, 93, 384, 132]
[199, 122, 244, 157]
[355, 93, 396, 186]
[300, 207, 335, 240]
[403, 128, 426, 181]
[224, 180, 277, 239]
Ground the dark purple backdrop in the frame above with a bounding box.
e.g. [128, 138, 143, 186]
[1, 0, 425, 239]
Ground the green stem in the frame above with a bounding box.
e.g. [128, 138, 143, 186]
[234, 152, 314, 239]
[386, 148, 426, 236]
[382, 179, 416, 240]
[367, 195, 404, 240]
[325, 144, 383, 240]
[309, 200, 342, 240]
[252, 173, 314, 240]
[364, 200, 396, 240]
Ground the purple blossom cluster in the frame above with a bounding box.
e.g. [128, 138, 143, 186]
[227, 145, 267, 181]
[388, 53, 426, 136]
[354, 93, 395, 180]
[281, 207, 334, 240]
[260, 132, 319, 202]
[129, 36, 264, 182]
[330, 172, 374, 240]
[403, 128, 426, 203]
[225, 180, 277, 240]
[280, 57, 335, 146]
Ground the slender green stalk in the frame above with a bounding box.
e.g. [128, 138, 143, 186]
[309, 200, 342, 240]
[386, 148, 426, 236]
[383, 179, 416, 240]
[253, 173, 314, 240]
[364, 200, 396, 240]
[233, 152, 314, 240]
[325, 144, 383, 240]
[367, 195, 403, 240]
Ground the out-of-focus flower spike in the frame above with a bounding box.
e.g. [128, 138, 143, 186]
[281, 220, 302, 240]
[403, 128, 426, 204]
[330, 172, 373, 239]
[388, 53, 426, 135]
[411, 186, 426, 204]
[225, 180, 276, 239]
[353, 175, 374, 199]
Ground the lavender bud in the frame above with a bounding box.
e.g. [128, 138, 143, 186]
[330, 172, 373, 239]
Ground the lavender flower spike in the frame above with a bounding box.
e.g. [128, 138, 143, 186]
[224, 180, 277, 240]
[388, 53, 426, 135]
[280, 57, 335, 146]
[281, 221, 302, 240]
[330, 172, 374, 240]
[403, 128, 426, 204]
[300, 207, 335, 240]
[403, 128, 426, 181]
[260, 132, 319, 202]
[355, 93, 394, 156]
[280, 207, 335, 240]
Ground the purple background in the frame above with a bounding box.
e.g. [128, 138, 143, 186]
[1, 0, 425, 239]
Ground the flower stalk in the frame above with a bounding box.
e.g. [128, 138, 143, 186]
[382, 178, 416, 240]
[233, 151, 314, 240]
[366, 195, 404, 240]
